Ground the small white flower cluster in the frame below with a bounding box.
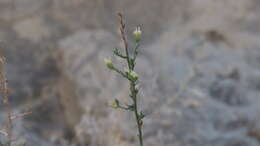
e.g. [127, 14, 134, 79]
[104, 58, 114, 69]
[133, 26, 142, 42]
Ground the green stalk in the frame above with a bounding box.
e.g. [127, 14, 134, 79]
[118, 12, 144, 146]
[125, 39, 143, 146]
[131, 82, 143, 146]
[107, 13, 144, 146]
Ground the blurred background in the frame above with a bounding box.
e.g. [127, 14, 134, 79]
[1, 0, 260, 145]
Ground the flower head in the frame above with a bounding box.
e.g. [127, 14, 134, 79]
[110, 99, 120, 108]
[104, 58, 114, 69]
[129, 71, 139, 81]
[133, 26, 142, 42]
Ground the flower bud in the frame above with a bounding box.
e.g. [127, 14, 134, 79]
[110, 102, 118, 108]
[110, 99, 120, 108]
[133, 26, 142, 42]
[104, 58, 114, 69]
[129, 71, 139, 81]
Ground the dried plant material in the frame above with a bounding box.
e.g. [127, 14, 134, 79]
[0, 55, 12, 145]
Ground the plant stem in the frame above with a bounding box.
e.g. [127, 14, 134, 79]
[131, 82, 143, 146]
[117, 12, 144, 146]
[118, 13, 131, 70]
[0, 57, 12, 146]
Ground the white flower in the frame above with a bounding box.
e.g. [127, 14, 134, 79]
[129, 71, 139, 81]
[104, 58, 114, 69]
[133, 26, 142, 42]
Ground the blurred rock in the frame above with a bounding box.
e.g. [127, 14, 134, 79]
[13, 17, 52, 42]
[0, 0, 50, 22]
[58, 29, 126, 146]
[209, 77, 247, 106]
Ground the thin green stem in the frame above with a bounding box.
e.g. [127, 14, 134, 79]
[113, 48, 128, 59]
[115, 53, 127, 59]
[112, 67, 128, 79]
[116, 12, 144, 146]
[131, 82, 143, 146]
[133, 42, 140, 62]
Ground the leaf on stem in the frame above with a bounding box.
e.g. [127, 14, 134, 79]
[139, 111, 145, 120]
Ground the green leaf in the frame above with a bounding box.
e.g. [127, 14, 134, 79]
[113, 48, 127, 59]
[139, 111, 145, 120]
[110, 98, 120, 108]
[126, 104, 135, 111]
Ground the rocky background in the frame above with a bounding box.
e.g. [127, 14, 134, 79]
[1, 0, 260, 146]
